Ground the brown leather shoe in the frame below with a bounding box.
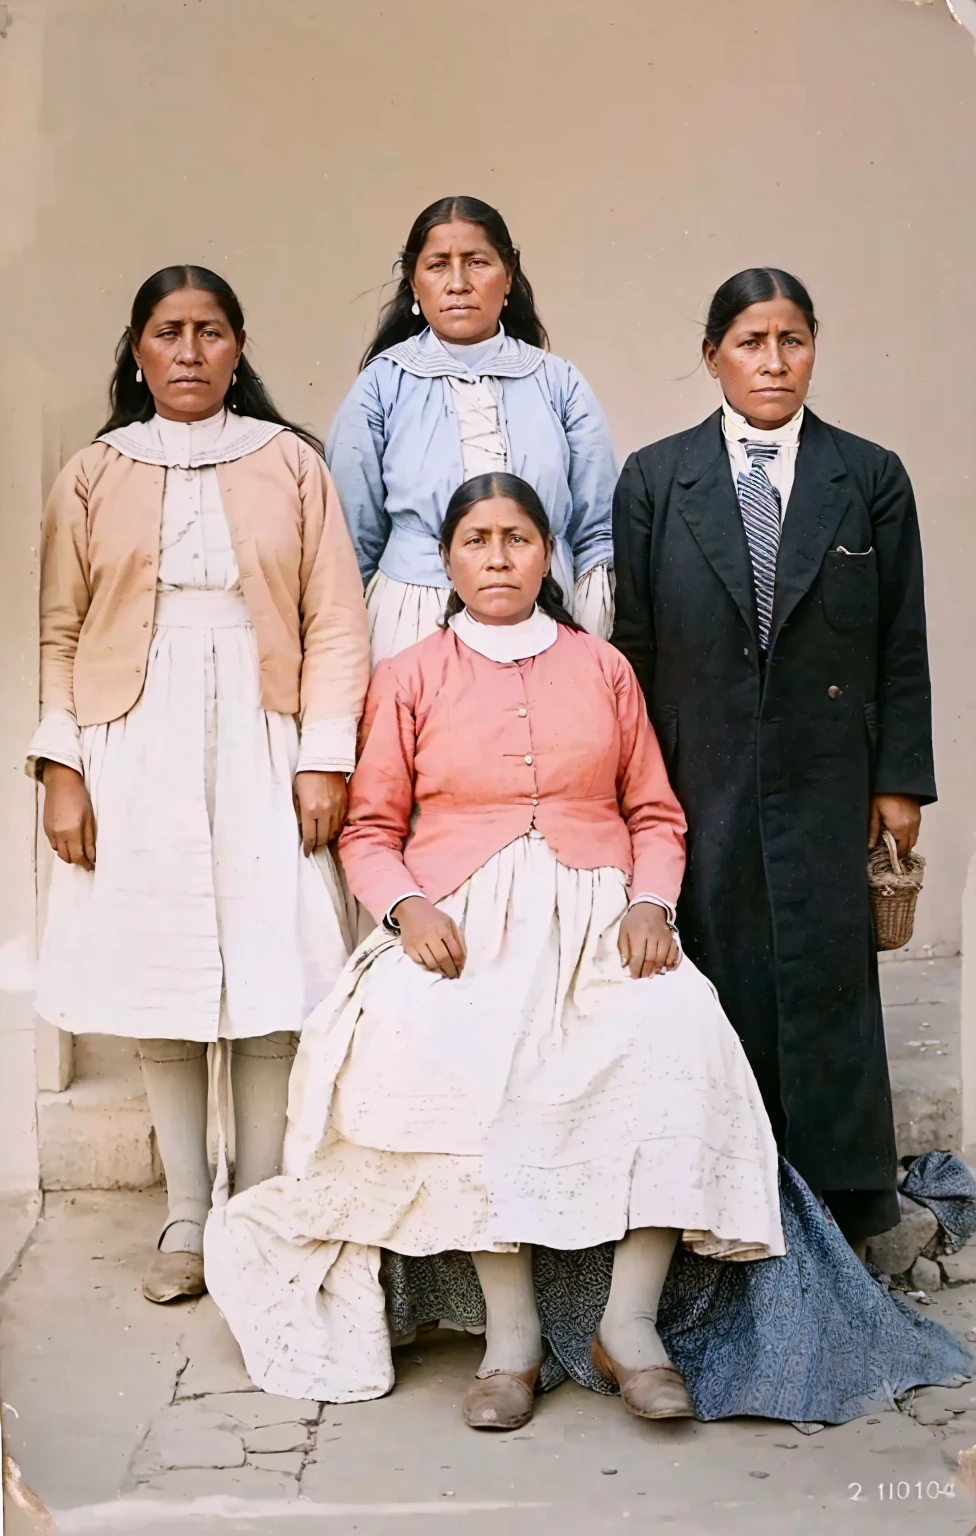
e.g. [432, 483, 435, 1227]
[142, 1241, 207, 1304]
[591, 1334, 694, 1420]
[462, 1362, 541, 1430]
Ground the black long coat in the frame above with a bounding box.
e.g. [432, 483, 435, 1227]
[611, 408, 935, 1197]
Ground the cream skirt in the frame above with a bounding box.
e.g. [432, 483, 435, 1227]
[36, 589, 352, 1041]
[205, 832, 783, 1401]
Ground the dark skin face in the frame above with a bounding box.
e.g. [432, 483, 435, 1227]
[130, 287, 244, 423]
[441, 497, 551, 626]
[410, 219, 512, 346]
[703, 296, 815, 430]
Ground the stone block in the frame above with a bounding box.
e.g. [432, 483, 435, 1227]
[247, 1451, 306, 1474]
[138, 1425, 246, 1472]
[941, 1245, 976, 1287]
[202, 1390, 320, 1427]
[244, 1422, 309, 1454]
[132, 1465, 299, 1500]
[175, 1297, 254, 1397]
[910, 1255, 942, 1293]
[867, 1196, 939, 1275]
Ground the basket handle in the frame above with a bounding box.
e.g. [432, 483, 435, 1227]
[882, 828, 903, 876]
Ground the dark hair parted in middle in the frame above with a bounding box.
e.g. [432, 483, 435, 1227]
[439, 472, 581, 631]
[704, 268, 818, 350]
[360, 196, 549, 368]
[97, 264, 325, 455]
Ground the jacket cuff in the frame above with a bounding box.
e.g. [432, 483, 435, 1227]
[26, 708, 83, 781]
[296, 716, 358, 775]
[572, 563, 615, 640]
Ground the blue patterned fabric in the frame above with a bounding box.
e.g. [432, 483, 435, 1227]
[901, 1151, 976, 1257]
[382, 1160, 971, 1424]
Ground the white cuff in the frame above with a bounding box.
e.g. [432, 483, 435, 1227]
[572, 563, 615, 640]
[296, 716, 358, 775]
[25, 708, 83, 781]
[384, 891, 427, 932]
[628, 892, 677, 925]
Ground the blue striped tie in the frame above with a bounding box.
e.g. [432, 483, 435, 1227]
[736, 442, 781, 649]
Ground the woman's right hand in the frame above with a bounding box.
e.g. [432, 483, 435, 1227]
[392, 896, 467, 979]
[42, 762, 96, 870]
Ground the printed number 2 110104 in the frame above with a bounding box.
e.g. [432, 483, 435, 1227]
[848, 1481, 955, 1500]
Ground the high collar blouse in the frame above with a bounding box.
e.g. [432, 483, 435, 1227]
[337, 624, 687, 920]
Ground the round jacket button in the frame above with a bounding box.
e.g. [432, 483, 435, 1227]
[518, 707, 527, 718]
[524, 754, 534, 765]
[827, 685, 842, 699]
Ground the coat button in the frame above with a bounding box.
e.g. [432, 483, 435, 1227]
[524, 754, 534, 765]
[532, 797, 539, 806]
[518, 707, 527, 717]
[828, 685, 842, 699]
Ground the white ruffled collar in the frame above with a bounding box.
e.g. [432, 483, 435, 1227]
[98, 410, 286, 468]
[449, 603, 558, 662]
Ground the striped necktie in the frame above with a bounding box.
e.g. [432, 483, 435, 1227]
[736, 442, 781, 649]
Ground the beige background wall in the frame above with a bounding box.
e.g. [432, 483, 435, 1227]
[2, 0, 974, 1176]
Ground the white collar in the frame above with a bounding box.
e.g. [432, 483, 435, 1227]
[722, 398, 804, 450]
[98, 410, 286, 468]
[449, 603, 558, 662]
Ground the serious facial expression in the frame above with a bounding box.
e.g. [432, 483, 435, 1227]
[130, 287, 244, 423]
[703, 296, 816, 429]
[411, 220, 512, 346]
[442, 497, 552, 626]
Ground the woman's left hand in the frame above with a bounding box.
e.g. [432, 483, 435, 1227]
[294, 771, 348, 854]
[868, 793, 921, 861]
[618, 903, 682, 980]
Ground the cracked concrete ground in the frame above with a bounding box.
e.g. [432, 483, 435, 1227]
[3, 1190, 976, 1535]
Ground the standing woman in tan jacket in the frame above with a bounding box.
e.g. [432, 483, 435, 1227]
[28, 265, 370, 1302]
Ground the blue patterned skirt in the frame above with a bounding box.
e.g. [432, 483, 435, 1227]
[382, 1159, 972, 1424]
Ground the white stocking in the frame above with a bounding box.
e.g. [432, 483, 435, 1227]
[231, 1031, 298, 1193]
[138, 1039, 211, 1255]
[598, 1227, 679, 1370]
[470, 1247, 542, 1377]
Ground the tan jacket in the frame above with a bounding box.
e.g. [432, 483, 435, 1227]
[39, 430, 369, 729]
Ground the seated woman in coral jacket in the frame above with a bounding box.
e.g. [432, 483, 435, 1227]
[206, 472, 784, 1428]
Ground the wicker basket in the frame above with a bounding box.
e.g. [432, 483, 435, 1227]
[868, 830, 925, 952]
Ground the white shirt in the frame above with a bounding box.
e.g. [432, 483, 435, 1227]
[722, 399, 804, 524]
[155, 410, 241, 591]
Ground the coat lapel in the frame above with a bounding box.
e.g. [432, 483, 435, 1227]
[767, 410, 852, 651]
[675, 410, 759, 645]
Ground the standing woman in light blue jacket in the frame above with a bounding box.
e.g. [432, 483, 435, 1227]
[327, 196, 618, 663]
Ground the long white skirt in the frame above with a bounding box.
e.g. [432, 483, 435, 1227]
[205, 832, 783, 1402]
[36, 589, 351, 1042]
[365, 566, 615, 665]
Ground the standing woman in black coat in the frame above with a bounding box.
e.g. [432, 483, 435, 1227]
[611, 269, 935, 1255]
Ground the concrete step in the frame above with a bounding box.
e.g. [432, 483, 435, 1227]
[38, 1035, 161, 1191]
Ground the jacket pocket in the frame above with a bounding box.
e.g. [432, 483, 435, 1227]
[654, 704, 679, 772]
[821, 546, 878, 633]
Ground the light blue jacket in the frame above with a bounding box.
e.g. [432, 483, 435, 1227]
[325, 327, 617, 594]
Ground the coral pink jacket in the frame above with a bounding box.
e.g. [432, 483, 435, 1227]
[338, 624, 687, 921]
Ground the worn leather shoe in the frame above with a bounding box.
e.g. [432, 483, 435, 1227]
[142, 1242, 206, 1304]
[462, 1361, 541, 1430]
[591, 1334, 694, 1420]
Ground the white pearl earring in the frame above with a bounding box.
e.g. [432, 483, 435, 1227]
[411, 300, 421, 317]
[135, 367, 143, 383]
